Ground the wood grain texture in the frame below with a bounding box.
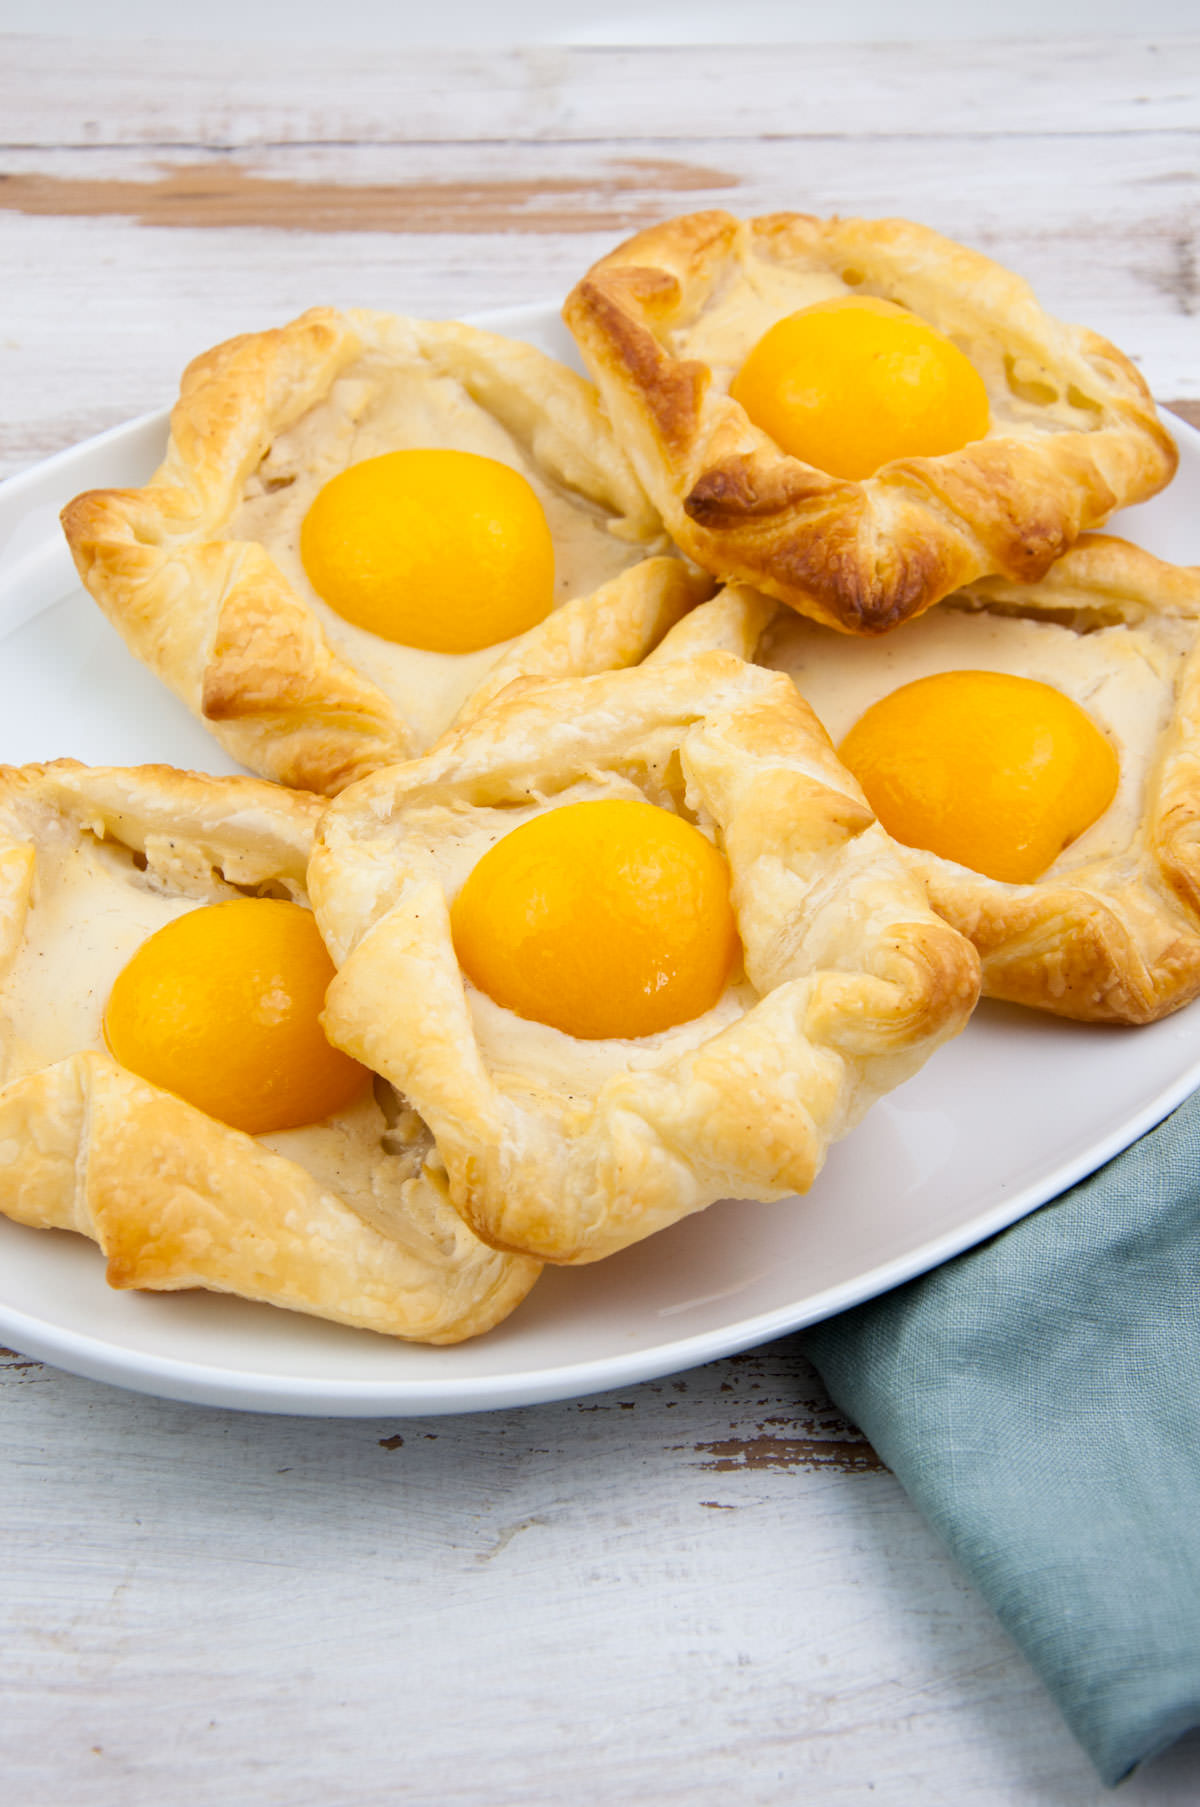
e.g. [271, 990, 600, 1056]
[0, 159, 740, 233]
[0, 123, 1196, 477]
[4, 35, 1199, 144]
[1, 34, 1195, 482]
[1168, 399, 1200, 430]
[4, 1342, 1200, 1806]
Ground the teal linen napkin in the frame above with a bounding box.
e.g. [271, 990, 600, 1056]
[800, 1088, 1200, 1787]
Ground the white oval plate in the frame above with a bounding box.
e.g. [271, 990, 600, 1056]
[2, 306, 1198, 1416]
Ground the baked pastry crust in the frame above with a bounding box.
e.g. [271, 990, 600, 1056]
[651, 538, 1200, 1024]
[0, 761, 539, 1341]
[563, 211, 1178, 635]
[61, 308, 709, 795]
[309, 652, 981, 1265]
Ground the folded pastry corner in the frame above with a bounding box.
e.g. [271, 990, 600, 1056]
[564, 211, 1177, 635]
[650, 538, 1200, 1024]
[309, 652, 981, 1265]
[61, 308, 710, 796]
[0, 761, 540, 1342]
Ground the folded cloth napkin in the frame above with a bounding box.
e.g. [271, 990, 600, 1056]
[800, 1088, 1200, 1787]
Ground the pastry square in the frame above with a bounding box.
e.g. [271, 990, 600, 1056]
[651, 538, 1200, 1023]
[61, 308, 710, 796]
[0, 762, 539, 1341]
[564, 211, 1178, 634]
[309, 651, 981, 1265]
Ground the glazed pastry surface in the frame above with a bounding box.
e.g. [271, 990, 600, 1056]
[651, 538, 1200, 1023]
[564, 211, 1177, 634]
[310, 652, 981, 1265]
[0, 762, 539, 1340]
[62, 309, 707, 794]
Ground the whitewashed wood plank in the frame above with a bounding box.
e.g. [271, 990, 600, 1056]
[2, 36, 1199, 147]
[1, 54, 1194, 483]
[4, 1343, 1200, 1804]
[3, 155, 1196, 481]
[4, 132, 1196, 237]
[2, 136, 1192, 301]
[0, 1343, 1143, 1806]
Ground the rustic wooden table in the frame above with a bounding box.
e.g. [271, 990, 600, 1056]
[2, 31, 1199, 1805]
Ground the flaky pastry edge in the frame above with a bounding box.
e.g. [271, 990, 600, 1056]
[564, 211, 1178, 635]
[309, 652, 981, 1265]
[651, 538, 1200, 1024]
[0, 761, 540, 1341]
[61, 307, 706, 796]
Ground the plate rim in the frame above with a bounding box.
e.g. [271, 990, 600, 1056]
[4, 1049, 1200, 1417]
[2, 350, 1198, 1416]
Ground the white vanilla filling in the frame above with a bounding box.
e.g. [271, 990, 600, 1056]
[229, 352, 644, 747]
[0, 828, 414, 1228]
[465, 979, 759, 1106]
[760, 606, 1191, 876]
[0, 834, 203, 1080]
[671, 247, 1102, 438]
[669, 261, 846, 387]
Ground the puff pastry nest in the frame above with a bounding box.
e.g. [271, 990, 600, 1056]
[0, 762, 540, 1342]
[309, 651, 981, 1265]
[563, 211, 1178, 635]
[61, 307, 709, 796]
[653, 539, 1200, 1024]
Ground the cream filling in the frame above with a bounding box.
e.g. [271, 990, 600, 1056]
[0, 831, 415, 1230]
[0, 835, 205, 1081]
[2, 779, 755, 1188]
[229, 352, 644, 747]
[260, 1087, 441, 1249]
[671, 248, 1101, 440]
[465, 979, 759, 1109]
[760, 607, 1191, 877]
[405, 771, 755, 1108]
[669, 260, 847, 387]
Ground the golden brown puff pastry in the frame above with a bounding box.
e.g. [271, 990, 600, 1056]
[61, 308, 711, 796]
[0, 761, 540, 1340]
[650, 538, 1200, 1024]
[563, 211, 1178, 635]
[308, 652, 981, 1266]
